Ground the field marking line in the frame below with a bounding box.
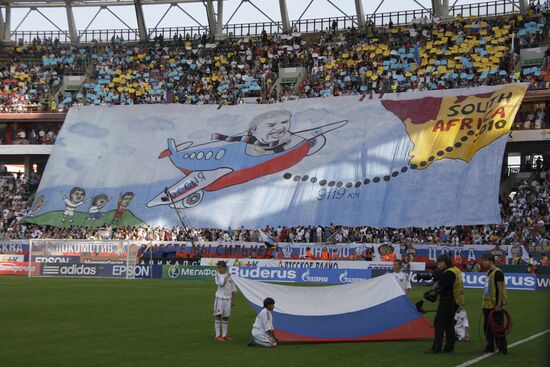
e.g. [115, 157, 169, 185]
[455, 328, 550, 367]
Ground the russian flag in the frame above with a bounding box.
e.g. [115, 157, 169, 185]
[233, 274, 433, 343]
[258, 229, 277, 248]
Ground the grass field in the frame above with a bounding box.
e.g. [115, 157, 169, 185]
[0, 277, 549, 367]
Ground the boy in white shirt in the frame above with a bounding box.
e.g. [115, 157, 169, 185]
[248, 297, 278, 347]
[393, 260, 412, 293]
[214, 261, 237, 342]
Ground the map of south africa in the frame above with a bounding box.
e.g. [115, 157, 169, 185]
[382, 84, 526, 170]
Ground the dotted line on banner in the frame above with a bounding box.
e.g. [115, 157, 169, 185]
[282, 130, 477, 187]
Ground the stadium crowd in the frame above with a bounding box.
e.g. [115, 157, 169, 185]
[0, 10, 548, 112]
[1, 171, 550, 263]
[0, 125, 59, 145]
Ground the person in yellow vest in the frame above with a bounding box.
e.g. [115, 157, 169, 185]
[481, 253, 508, 355]
[425, 254, 464, 354]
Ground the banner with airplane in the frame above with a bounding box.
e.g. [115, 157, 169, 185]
[29, 84, 526, 228]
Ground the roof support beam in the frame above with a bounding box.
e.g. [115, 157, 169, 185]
[134, 0, 148, 42]
[215, 0, 224, 38]
[440, 0, 449, 19]
[431, 0, 440, 17]
[354, 0, 365, 29]
[206, 0, 216, 36]
[518, 0, 529, 12]
[431, 0, 450, 19]
[104, 6, 139, 37]
[0, 6, 5, 42]
[174, 3, 208, 32]
[279, 0, 290, 34]
[65, 1, 78, 44]
[326, 0, 358, 26]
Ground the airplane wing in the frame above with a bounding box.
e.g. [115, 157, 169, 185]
[293, 120, 349, 139]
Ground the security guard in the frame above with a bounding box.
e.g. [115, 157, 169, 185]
[481, 253, 508, 354]
[426, 254, 464, 354]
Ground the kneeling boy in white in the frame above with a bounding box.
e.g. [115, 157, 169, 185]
[249, 297, 278, 347]
[454, 307, 471, 342]
[214, 261, 237, 342]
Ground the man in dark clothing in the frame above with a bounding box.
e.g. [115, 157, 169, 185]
[425, 254, 463, 354]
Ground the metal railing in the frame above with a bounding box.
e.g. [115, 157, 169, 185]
[10, 0, 521, 44]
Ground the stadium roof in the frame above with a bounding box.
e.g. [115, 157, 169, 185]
[0, 0, 529, 44]
[3, 0, 207, 8]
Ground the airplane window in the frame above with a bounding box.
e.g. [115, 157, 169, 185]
[215, 149, 225, 160]
[205, 151, 213, 160]
[197, 152, 204, 159]
[184, 154, 189, 159]
[190, 152, 196, 159]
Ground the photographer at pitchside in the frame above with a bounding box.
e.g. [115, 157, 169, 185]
[425, 254, 464, 354]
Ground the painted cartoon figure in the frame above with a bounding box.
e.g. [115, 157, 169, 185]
[87, 194, 111, 220]
[147, 110, 348, 209]
[61, 187, 86, 222]
[112, 192, 134, 224]
[27, 194, 47, 217]
[243, 110, 302, 156]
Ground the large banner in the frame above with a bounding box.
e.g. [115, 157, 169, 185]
[199, 258, 426, 271]
[0, 239, 526, 265]
[28, 85, 526, 228]
[408, 271, 538, 291]
[0, 262, 40, 276]
[0, 240, 29, 262]
[461, 272, 536, 291]
[163, 264, 372, 284]
[411, 244, 530, 264]
[39, 263, 161, 278]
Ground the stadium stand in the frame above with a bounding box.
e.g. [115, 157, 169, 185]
[0, 10, 548, 112]
[2, 165, 549, 264]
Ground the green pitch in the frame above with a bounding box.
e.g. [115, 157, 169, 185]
[0, 277, 548, 367]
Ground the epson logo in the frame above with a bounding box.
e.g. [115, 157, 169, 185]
[112, 265, 150, 277]
[36, 257, 71, 263]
